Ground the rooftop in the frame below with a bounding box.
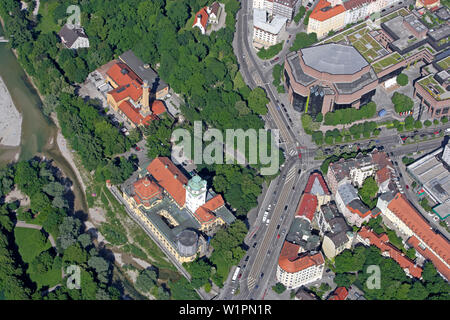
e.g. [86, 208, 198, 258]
[146, 157, 189, 207]
[337, 183, 359, 206]
[300, 44, 369, 75]
[119, 50, 168, 93]
[304, 172, 331, 196]
[359, 227, 423, 278]
[382, 15, 428, 51]
[278, 241, 324, 273]
[417, 74, 449, 101]
[407, 148, 450, 205]
[388, 193, 450, 280]
[309, 0, 345, 22]
[254, 8, 287, 35]
[296, 193, 318, 222]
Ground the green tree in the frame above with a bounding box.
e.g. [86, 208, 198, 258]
[136, 268, 157, 293]
[358, 176, 378, 209]
[248, 87, 269, 115]
[391, 92, 414, 113]
[396, 73, 409, 86]
[272, 282, 286, 294]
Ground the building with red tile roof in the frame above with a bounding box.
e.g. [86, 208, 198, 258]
[132, 176, 163, 208]
[276, 241, 325, 288]
[415, 0, 440, 10]
[305, 172, 331, 195]
[379, 193, 450, 280]
[193, 7, 209, 35]
[151, 100, 166, 115]
[296, 193, 319, 222]
[193, 195, 228, 231]
[358, 226, 423, 278]
[105, 51, 168, 128]
[328, 287, 348, 300]
[146, 157, 189, 208]
[307, 0, 346, 38]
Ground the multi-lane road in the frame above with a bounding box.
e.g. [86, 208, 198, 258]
[219, 0, 449, 301]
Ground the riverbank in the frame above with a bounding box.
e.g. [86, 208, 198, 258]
[0, 76, 22, 147]
[51, 113, 87, 193]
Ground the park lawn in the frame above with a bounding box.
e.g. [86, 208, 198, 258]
[14, 227, 52, 264]
[36, 0, 61, 34]
[212, 253, 232, 282]
[28, 256, 62, 290]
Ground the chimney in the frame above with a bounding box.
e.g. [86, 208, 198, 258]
[141, 79, 150, 114]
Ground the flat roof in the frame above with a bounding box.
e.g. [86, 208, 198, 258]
[382, 15, 427, 51]
[253, 8, 287, 35]
[408, 149, 450, 205]
[428, 24, 450, 42]
[300, 44, 369, 75]
[119, 50, 168, 93]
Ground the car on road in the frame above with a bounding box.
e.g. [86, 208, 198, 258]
[288, 34, 292, 39]
[266, 218, 270, 225]
[252, 242, 257, 248]
[281, 229, 286, 235]
[298, 152, 302, 159]
[406, 185, 409, 189]
[260, 273, 264, 278]
[277, 234, 280, 239]
[433, 131, 440, 135]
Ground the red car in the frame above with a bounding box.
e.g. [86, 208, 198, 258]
[406, 185, 409, 189]
[277, 234, 280, 239]
[433, 131, 439, 135]
[135, 146, 141, 151]
[298, 153, 302, 159]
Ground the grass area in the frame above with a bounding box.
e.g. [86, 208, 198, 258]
[418, 75, 445, 100]
[36, 0, 61, 34]
[212, 253, 232, 282]
[14, 227, 61, 289]
[372, 52, 404, 73]
[437, 56, 450, 70]
[14, 228, 52, 263]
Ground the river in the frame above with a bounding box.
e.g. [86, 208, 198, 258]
[0, 24, 87, 213]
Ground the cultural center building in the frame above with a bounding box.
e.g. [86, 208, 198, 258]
[284, 43, 378, 116]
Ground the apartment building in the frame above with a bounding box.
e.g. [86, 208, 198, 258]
[253, 8, 288, 46]
[377, 193, 450, 280]
[276, 241, 325, 289]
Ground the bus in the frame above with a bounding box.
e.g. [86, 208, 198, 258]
[231, 267, 241, 282]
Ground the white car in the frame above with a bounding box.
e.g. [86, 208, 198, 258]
[266, 218, 270, 225]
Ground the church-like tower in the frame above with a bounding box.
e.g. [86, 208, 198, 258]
[185, 175, 207, 213]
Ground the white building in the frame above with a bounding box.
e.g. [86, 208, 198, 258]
[442, 143, 450, 166]
[253, 8, 287, 46]
[276, 241, 325, 289]
[185, 175, 207, 213]
[254, 0, 275, 13]
[349, 163, 377, 188]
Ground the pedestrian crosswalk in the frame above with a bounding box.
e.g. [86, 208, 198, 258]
[247, 276, 256, 290]
[289, 149, 297, 156]
[285, 165, 297, 183]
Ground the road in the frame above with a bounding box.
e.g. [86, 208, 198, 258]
[220, 0, 448, 301]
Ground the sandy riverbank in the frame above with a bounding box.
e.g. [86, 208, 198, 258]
[0, 76, 22, 147]
[50, 113, 87, 193]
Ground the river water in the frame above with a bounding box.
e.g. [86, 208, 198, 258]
[0, 25, 87, 213]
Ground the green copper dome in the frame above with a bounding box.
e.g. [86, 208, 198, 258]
[187, 175, 206, 192]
